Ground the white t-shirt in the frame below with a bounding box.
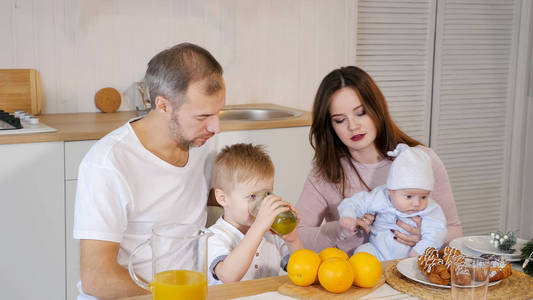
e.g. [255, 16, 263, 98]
[207, 217, 289, 285]
[73, 118, 215, 300]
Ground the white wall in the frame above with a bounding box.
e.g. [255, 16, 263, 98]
[0, 0, 356, 113]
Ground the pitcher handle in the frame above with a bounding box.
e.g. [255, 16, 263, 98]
[128, 238, 151, 291]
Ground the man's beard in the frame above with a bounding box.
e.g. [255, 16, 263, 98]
[169, 111, 193, 148]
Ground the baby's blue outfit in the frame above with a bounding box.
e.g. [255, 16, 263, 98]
[337, 185, 447, 261]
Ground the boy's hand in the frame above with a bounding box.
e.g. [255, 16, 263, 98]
[251, 194, 289, 234]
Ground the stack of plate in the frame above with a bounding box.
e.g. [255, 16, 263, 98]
[449, 235, 527, 262]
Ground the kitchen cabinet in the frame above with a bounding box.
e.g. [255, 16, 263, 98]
[65, 180, 80, 300]
[0, 142, 65, 300]
[65, 140, 96, 300]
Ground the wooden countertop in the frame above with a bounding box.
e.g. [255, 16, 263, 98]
[119, 261, 396, 300]
[0, 103, 311, 145]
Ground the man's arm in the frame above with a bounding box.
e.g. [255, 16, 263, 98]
[80, 239, 149, 300]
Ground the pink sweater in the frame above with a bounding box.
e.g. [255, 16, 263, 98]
[295, 146, 463, 255]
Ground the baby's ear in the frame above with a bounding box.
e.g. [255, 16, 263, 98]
[214, 188, 227, 207]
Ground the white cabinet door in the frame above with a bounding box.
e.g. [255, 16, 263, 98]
[216, 127, 314, 205]
[65, 140, 97, 180]
[66, 180, 80, 300]
[64, 141, 96, 300]
[0, 142, 65, 300]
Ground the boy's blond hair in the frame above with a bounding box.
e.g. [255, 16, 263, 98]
[212, 143, 274, 192]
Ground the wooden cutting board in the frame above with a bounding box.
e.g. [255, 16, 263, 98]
[0, 69, 42, 115]
[278, 275, 385, 299]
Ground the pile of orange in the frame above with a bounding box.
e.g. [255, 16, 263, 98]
[287, 248, 382, 294]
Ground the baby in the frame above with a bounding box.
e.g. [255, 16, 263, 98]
[337, 143, 447, 261]
[207, 143, 303, 285]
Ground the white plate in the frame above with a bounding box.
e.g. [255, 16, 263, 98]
[464, 236, 526, 258]
[450, 236, 522, 262]
[396, 257, 501, 289]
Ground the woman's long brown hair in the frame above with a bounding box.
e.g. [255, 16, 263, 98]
[310, 66, 422, 197]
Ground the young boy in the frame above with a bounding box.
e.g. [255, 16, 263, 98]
[208, 143, 303, 285]
[337, 143, 447, 261]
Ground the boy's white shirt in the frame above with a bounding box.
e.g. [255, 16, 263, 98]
[207, 216, 289, 285]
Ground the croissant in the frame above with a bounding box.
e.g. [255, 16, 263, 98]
[417, 247, 450, 285]
[480, 254, 513, 282]
[418, 246, 480, 286]
[440, 246, 464, 272]
[439, 246, 461, 259]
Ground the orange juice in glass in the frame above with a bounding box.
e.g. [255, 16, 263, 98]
[129, 223, 212, 300]
[248, 189, 297, 235]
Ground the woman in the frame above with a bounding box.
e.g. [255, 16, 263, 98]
[295, 66, 462, 255]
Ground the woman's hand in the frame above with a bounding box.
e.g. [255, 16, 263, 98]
[393, 216, 422, 246]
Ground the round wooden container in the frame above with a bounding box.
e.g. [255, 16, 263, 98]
[95, 87, 121, 113]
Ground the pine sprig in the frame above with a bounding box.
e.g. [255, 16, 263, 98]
[521, 240, 533, 276]
[489, 231, 517, 253]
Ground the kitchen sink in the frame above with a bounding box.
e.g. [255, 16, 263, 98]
[219, 107, 302, 121]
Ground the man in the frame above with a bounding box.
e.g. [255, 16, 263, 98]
[73, 43, 225, 300]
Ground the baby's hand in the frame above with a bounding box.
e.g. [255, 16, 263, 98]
[339, 217, 357, 238]
[339, 216, 372, 239]
[355, 216, 373, 234]
[252, 194, 289, 234]
[408, 249, 419, 257]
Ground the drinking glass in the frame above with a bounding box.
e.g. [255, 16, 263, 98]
[128, 223, 213, 300]
[450, 256, 490, 300]
[248, 189, 297, 235]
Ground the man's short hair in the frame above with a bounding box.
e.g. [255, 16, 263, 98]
[212, 143, 275, 192]
[144, 42, 223, 109]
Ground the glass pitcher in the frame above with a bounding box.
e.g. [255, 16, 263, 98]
[248, 189, 297, 235]
[128, 223, 213, 300]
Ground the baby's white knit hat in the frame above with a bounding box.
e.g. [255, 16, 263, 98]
[386, 143, 434, 191]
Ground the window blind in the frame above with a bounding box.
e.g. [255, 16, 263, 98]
[355, 0, 436, 144]
[431, 0, 519, 235]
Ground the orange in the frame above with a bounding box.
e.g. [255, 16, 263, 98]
[318, 257, 354, 293]
[287, 249, 321, 286]
[348, 252, 382, 288]
[318, 247, 348, 262]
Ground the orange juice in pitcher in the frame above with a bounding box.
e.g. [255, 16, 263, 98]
[150, 270, 207, 300]
[129, 224, 212, 300]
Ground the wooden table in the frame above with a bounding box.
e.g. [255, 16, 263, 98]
[121, 276, 293, 300]
[119, 261, 397, 300]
